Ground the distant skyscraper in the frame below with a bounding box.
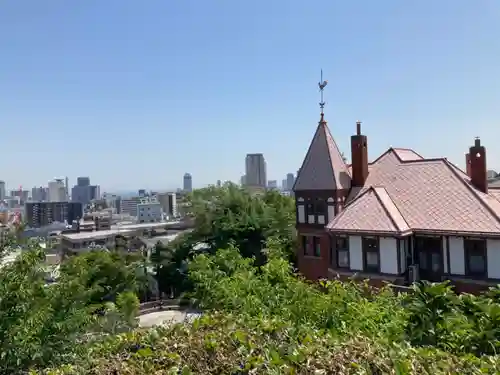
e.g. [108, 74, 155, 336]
[77, 177, 90, 187]
[65, 176, 69, 200]
[0, 181, 5, 200]
[240, 175, 246, 186]
[32, 186, 48, 202]
[267, 180, 278, 190]
[282, 179, 287, 190]
[71, 177, 99, 205]
[286, 173, 295, 191]
[245, 154, 267, 188]
[183, 173, 193, 192]
[25, 201, 82, 228]
[158, 192, 177, 218]
[138, 189, 146, 197]
[48, 179, 66, 202]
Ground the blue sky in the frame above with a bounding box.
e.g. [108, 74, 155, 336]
[1, 1, 499, 192]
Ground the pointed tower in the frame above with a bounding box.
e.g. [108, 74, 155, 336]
[293, 71, 351, 280]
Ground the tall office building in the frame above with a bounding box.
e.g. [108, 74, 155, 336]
[183, 173, 193, 192]
[158, 192, 177, 218]
[0, 181, 5, 200]
[48, 179, 67, 202]
[245, 153, 267, 188]
[72, 176, 99, 205]
[25, 201, 83, 228]
[31, 186, 48, 202]
[77, 177, 90, 186]
[65, 176, 69, 200]
[286, 173, 295, 191]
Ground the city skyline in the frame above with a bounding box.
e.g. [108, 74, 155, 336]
[1, 1, 499, 189]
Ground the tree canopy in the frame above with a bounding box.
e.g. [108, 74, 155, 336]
[151, 184, 297, 298]
[0, 241, 141, 374]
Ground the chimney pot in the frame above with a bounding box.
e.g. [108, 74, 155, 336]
[469, 138, 487, 193]
[351, 122, 368, 187]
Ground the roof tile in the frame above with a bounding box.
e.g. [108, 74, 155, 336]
[327, 187, 408, 234]
[294, 117, 350, 191]
[330, 148, 500, 235]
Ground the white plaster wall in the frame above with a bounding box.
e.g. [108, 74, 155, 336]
[307, 215, 315, 224]
[487, 239, 500, 279]
[349, 236, 363, 271]
[317, 215, 325, 225]
[328, 205, 335, 221]
[442, 237, 448, 274]
[380, 237, 398, 274]
[449, 236, 465, 275]
[297, 206, 305, 223]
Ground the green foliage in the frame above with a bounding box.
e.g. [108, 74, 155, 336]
[41, 247, 500, 374]
[0, 241, 145, 374]
[37, 313, 500, 375]
[0, 244, 95, 373]
[152, 184, 297, 297]
[59, 250, 147, 308]
[405, 281, 500, 356]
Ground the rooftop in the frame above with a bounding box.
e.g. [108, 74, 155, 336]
[328, 147, 500, 236]
[62, 221, 183, 241]
[295, 113, 500, 237]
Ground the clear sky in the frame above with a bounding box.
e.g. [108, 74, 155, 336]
[1, 1, 499, 192]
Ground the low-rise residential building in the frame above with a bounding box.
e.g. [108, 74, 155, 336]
[294, 110, 500, 294]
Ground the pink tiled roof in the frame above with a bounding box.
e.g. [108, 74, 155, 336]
[293, 116, 351, 191]
[392, 148, 424, 161]
[327, 187, 411, 235]
[328, 148, 500, 236]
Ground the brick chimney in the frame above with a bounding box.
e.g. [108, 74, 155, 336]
[469, 137, 487, 193]
[465, 153, 471, 177]
[351, 121, 369, 187]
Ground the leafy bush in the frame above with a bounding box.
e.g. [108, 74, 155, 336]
[39, 313, 500, 374]
[41, 246, 500, 374]
[0, 243, 143, 374]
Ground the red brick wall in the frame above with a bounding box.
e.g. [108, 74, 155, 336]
[297, 233, 331, 280]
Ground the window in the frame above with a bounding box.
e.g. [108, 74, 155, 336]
[302, 236, 308, 255]
[465, 239, 487, 278]
[313, 236, 321, 257]
[335, 236, 349, 268]
[314, 199, 326, 215]
[363, 237, 380, 273]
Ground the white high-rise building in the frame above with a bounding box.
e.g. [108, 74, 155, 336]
[48, 179, 66, 202]
[245, 153, 267, 188]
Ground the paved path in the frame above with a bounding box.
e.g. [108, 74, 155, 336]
[138, 310, 202, 328]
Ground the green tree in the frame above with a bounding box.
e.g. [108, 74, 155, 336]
[152, 184, 297, 297]
[59, 250, 147, 308]
[0, 244, 95, 373]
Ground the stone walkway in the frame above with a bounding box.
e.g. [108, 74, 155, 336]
[138, 310, 202, 328]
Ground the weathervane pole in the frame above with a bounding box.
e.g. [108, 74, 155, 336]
[318, 69, 328, 120]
